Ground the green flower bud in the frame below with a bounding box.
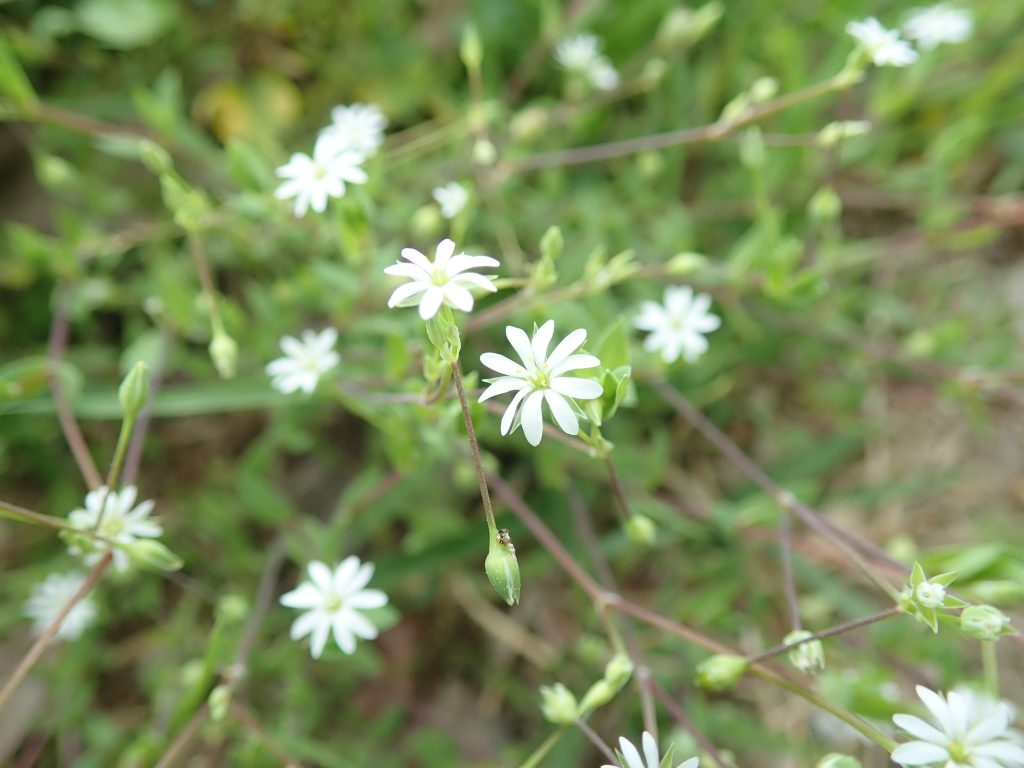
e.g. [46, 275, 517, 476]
[126, 539, 184, 572]
[138, 139, 174, 175]
[540, 225, 563, 263]
[118, 361, 150, 420]
[817, 120, 871, 148]
[960, 605, 1012, 642]
[485, 530, 520, 606]
[817, 754, 861, 768]
[472, 138, 497, 166]
[460, 23, 483, 73]
[695, 654, 748, 692]
[602, 653, 635, 688]
[667, 252, 708, 275]
[510, 106, 549, 142]
[579, 653, 635, 714]
[783, 630, 825, 674]
[578, 679, 615, 714]
[739, 128, 765, 169]
[209, 331, 238, 380]
[539, 683, 579, 725]
[208, 683, 231, 722]
[217, 594, 248, 625]
[750, 76, 779, 102]
[808, 186, 842, 222]
[625, 514, 657, 546]
[640, 58, 668, 89]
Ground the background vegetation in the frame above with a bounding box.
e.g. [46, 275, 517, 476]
[1, 0, 1023, 766]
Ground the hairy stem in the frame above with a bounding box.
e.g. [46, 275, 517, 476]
[452, 361, 498, 536]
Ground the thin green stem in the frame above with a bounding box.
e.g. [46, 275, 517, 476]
[93, 413, 136, 531]
[982, 640, 999, 699]
[0, 498, 119, 547]
[451, 360, 498, 536]
[518, 728, 566, 768]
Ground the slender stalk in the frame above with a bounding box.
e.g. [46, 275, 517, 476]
[153, 704, 209, 768]
[92, 413, 136, 532]
[746, 606, 902, 665]
[187, 234, 225, 336]
[0, 553, 112, 714]
[451, 361, 498, 536]
[780, 510, 802, 630]
[652, 379, 903, 601]
[47, 284, 102, 490]
[229, 700, 302, 767]
[982, 640, 999, 699]
[604, 456, 633, 522]
[511, 74, 849, 172]
[0, 498, 119, 547]
[650, 679, 730, 768]
[575, 718, 616, 764]
[518, 728, 566, 768]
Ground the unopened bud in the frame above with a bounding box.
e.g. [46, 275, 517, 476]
[960, 605, 1012, 642]
[817, 120, 871, 148]
[118, 361, 150, 420]
[696, 654, 748, 692]
[750, 76, 779, 102]
[739, 128, 765, 169]
[667, 252, 708, 275]
[485, 530, 520, 606]
[510, 106, 549, 142]
[540, 225, 563, 262]
[539, 683, 579, 725]
[208, 684, 231, 722]
[138, 140, 173, 175]
[808, 186, 842, 222]
[217, 594, 248, 625]
[126, 539, 184, 572]
[472, 138, 497, 166]
[209, 331, 238, 380]
[602, 653, 634, 688]
[626, 515, 657, 546]
[460, 23, 483, 73]
[784, 630, 825, 674]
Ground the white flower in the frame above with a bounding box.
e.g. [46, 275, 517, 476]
[68, 486, 162, 573]
[274, 133, 368, 218]
[846, 18, 920, 67]
[385, 238, 499, 320]
[321, 102, 387, 157]
[432, 181, 469, 220]
[554, 33, 619, 92]
[479, 320, 603, 446]
[915, 579, 947, 608]
[266, 328, 340, 395]
[892, 685, 1024, 767]
[24, 572, 98, 641]
[280, 557, 388, 659]
[903, 5, 973, 50]
[634, 286, 721, 364]
[602, 731, 699, 768]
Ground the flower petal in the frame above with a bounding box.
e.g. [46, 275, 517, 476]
[545, 328, 587, 369]
[505, 326, 534, 366]
[520, 390, 545, 446]
[400, 247, 434, 272]
[347, 589, 388, 610]
[388, 281, 429, 308]
[418, 286, 445, 319]
[500, 389, 528, 436]
[443, 281, 475, 312]
[288, 610, 321, 641]
[641, 731, 660, 768]
[550, 376, 603, 400]
[544, 391, 579, 435]
[893, 714, 947, 746]
[531, 320, 555, 364]
[479, 378, 529, 402]
[480, 353, 527, 377]
[280, 584, 323, 609]
[618, 736, 644, 768]
[891, 741, 950, 765]
[435, 238, 456, 267]
[550, 353, 601, 377]
[308, 561, 334, 591]
[917, 686, 955, 737]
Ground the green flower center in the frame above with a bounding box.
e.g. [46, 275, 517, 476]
[528, 363, 552, 390]
[324, 594, 343, 613]
[947, 741, 969, 763]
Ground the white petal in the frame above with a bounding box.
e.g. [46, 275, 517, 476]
[418, 286, 445, 319]
[280, 583, 323, 609]
[520, 391, 545, 446]
[479, 378, 529, 402]
[966, 706, 1010, 745]
[974, 741, 1024, 762]
[917, 687, 956, 737]
[445, 254, 499, 275]
[400, 247, 434, 272]
[641, 731, 660, 768]
[435, 238, 456, 267]
[947, 691, 969, 736]
[894, 714, 948, 745]
[309, 618, 331, 659]
[550, 353, 601, 376]
[384, 262, 431, 280]
[308, 561, 334, 591]
[333, 556, 361, 592]
[451, 272, 497, 293]
[288, 610, 322, 641]
[891, 741, 951, 765]
[531, 320, 555, 364]
[442, 282, 475, 312]
[505, 326, 534, 366]
[332, 624, 357, 655]
[544, 391, 579, 435]
[550, 376, 603, 400]
[545, 328, 587, 369]
[618, 736, 644, 768]
[678, 760, 700, 768]
[344, 561, 376, 595]
[387, 281, 429, 308]
[634, 302, 667, 331]
[347, 589, 388, 610]
[340, 609, 379, 640]
[480, 352, 527, 377]
[500, 389, 528, 435]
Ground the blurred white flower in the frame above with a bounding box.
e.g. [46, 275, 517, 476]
[892, 685, 1024, 767]
[602, 731, 699, 768]
[634, 286, 721, 364]
[903, 5, 973, 50]
[68, 486, 162, 573]
[433, 181, 469, 220]
[24, 572, 97, 641]
[914, 579, 947, 608]
[479, 320, 603, 446]
[280, 557, 388, 659]
[555, 33, 620, 91]
[266, 328, 340, 395]
[385, 238, 499, 320]
[274, 134, 368, 217]
[321, 102, 387, 157]
[846, 18, 919, 67]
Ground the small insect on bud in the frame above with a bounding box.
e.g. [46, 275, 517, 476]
[485, 529, 520, 606]
[696, 654, 749, 692]
[960, 605, 1013, 642]
[539, 683, 579, 725]
[118, 361, 150, 420]
[783, 629, 825, 674]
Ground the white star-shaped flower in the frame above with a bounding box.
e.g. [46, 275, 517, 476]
[24, 572, 98, 641]
[479, 320, 603, 446]
[432, 181, 469, 220]
[602, 731, 700, 768]
[280, 557, 389, 659]
[321, 102, 387, 157]
[634, 286, 721, 364]
[846, 17, 920, 67]
[266, 328, 340, 395]
[892, 685, 1024, 767]
[68, 485, 162, 573]
[275, 133, 368, 218]
[903, 5, 973, 50]
[554, 33, 620, 92]
[385, 238, 499, 320]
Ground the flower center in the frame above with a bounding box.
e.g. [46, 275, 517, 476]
[528, 362, 552, 390]
[431, 267, 448, 286]
[324, 593, 343, 613]
[947, 741, 969, 763]
[313, 163, 328, 180]
[100, 516, 124, 537]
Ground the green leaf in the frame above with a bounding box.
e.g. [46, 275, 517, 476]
[0, 38, 37, 110]
[225, 139, 275, 191]
[594, 318, 630, 371]
[75, 0, 177, 50]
